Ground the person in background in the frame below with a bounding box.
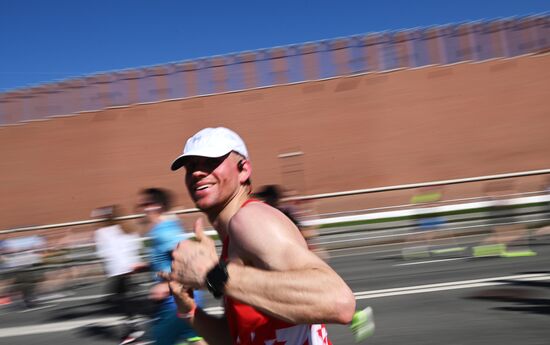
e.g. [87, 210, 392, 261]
[93, 205, 145, 345]
[0, 239, 12, 306]
[136, 188, 205, 345]
[255, 184, 329, 260]
[1, 235, 46, 309]
[254, 184, 300, 226]
[534, 176, 550, 237]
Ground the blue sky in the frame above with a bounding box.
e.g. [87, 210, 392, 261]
[1, 0, 548, 92]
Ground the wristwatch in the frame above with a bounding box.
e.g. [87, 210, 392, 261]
[205, 261, 229, 299]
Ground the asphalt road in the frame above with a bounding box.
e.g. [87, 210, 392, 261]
[1, 235, 549, 345]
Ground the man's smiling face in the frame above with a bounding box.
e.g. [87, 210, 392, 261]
[184, 153, 243, 211]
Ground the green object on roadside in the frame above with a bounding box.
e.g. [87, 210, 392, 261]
[430, 247, 467, 255]
[411, 192, 442, 204]
[500, 249, 537, 257]
[472, 243, 506, 257]
[402, 246, 430, 260]
[350, 306, 375, 342]
[473, 244, 537, 258]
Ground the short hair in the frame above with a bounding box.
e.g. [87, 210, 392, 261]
[255, 185, 282, 207]
[141, 188, 173, 213]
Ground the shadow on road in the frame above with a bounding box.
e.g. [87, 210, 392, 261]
[76, 323, 120, 341]
[466, 273, 550, 317]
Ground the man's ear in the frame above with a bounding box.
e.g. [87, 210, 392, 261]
[238, 160, 252, 183]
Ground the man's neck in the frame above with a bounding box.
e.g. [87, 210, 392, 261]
[207, 187, 250, 240]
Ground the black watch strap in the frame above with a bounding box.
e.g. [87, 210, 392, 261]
[205, 261, 228, 299]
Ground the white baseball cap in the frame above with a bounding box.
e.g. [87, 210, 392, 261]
[171, 127, 249, 171]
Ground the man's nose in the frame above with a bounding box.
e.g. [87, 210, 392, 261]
[191, 169, 208, 178]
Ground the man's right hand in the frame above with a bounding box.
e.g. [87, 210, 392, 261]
[149, 281, 171, 301]
[171, 280, 197, 315]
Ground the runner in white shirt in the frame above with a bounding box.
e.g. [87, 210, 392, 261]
[93, 205, 145, 345]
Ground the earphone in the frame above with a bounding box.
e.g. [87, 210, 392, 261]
[237, 160, 245, 171]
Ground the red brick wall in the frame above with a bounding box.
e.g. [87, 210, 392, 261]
[1, 54, 549, 229]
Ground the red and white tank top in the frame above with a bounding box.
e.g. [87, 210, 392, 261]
[221, 199, 331, 345]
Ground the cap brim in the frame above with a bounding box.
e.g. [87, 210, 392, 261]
[170, 150, 233, 171]
[170, 155, 188, 171]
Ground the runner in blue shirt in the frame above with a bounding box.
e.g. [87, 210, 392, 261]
[138, 188, 205, 345]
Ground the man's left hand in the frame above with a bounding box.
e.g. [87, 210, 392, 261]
[170, 218, 219, 289]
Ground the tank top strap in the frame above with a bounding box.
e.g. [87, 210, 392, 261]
[241, 198, 261, 207]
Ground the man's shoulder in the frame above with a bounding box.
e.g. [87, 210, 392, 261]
[229, 201, 297, 239]
[227, 200, 313, 268]
[232, 201, 278, 224]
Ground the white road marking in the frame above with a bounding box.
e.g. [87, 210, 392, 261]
[18, 304, 57, 313]
[394, 257, 468, 266]
[0, 316, 125, 338]
[354, 273, 550, 299]
[49, 294, 110, 303]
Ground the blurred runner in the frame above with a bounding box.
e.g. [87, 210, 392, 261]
[137, 188, 205, 345]
[402, 187, 447, 259]
[1, 235, 46, 309]
[484, 181, 519, 236]
[255, 185, 329, 260]
[478, 180, 535, 257]
[0, 239, 12, 306]
[254, 184, 301, 227]
[93, 205, 145, 345]
[535, 177, 550, 237]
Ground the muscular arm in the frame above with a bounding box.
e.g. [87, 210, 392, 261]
[224, 204, 356, 324]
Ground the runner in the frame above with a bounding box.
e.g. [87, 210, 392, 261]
[255, 184, 329, 261]
[161, 127, 356, 345]
[137, 188, 205, 345]
[92, 205, 145, 345]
